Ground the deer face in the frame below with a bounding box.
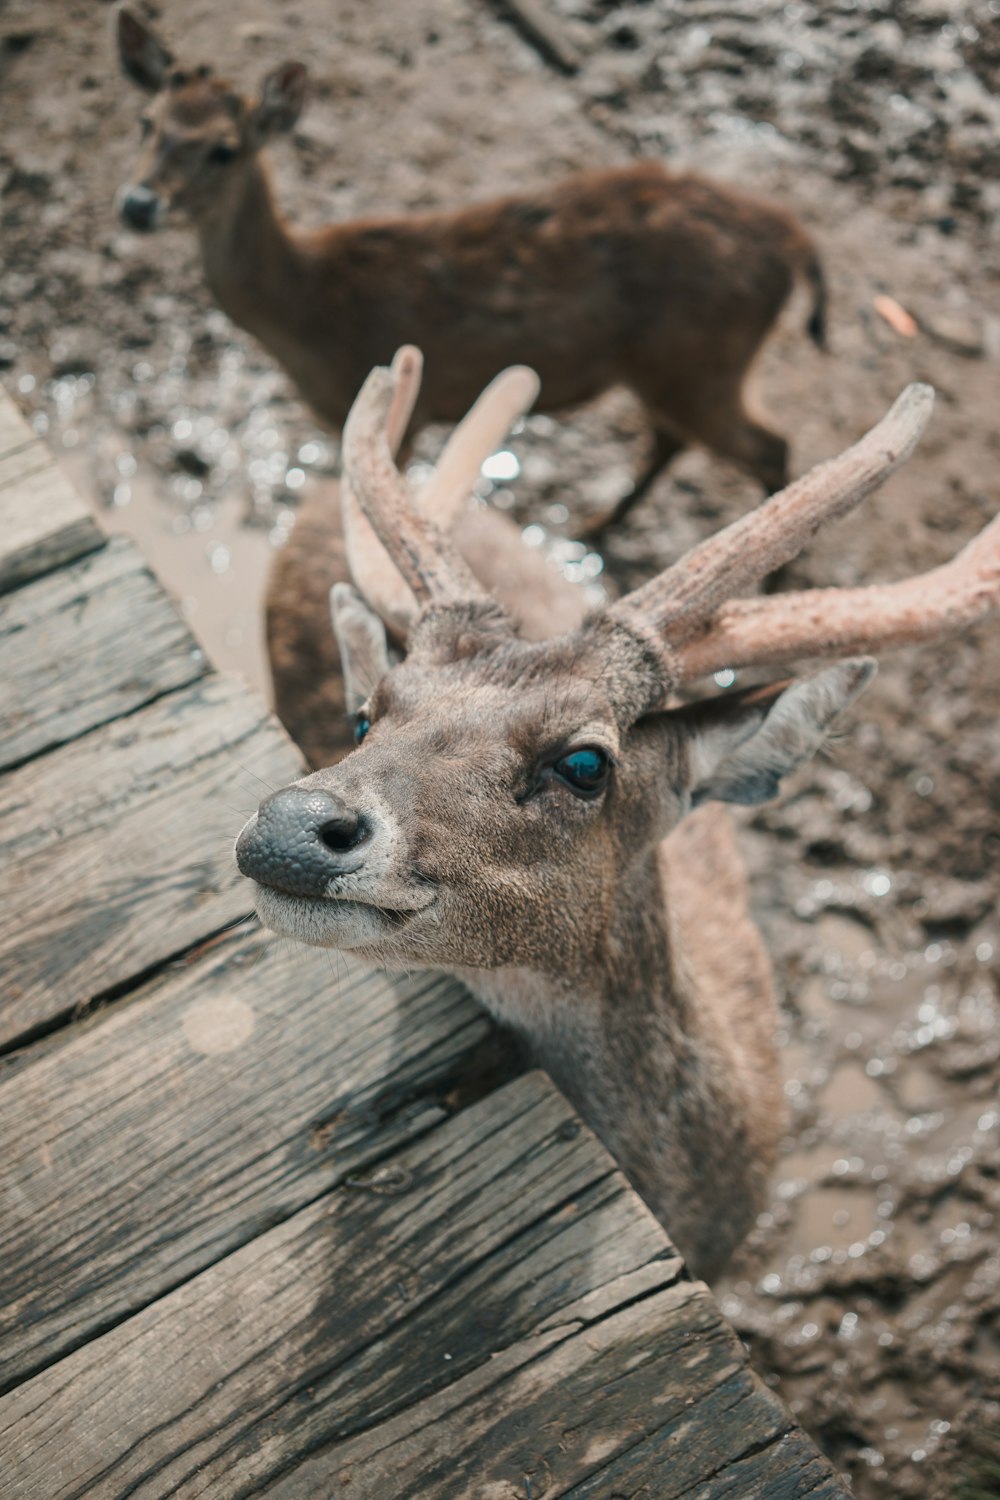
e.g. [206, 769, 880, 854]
[236, 595, 872, 974]
[239, 350, 997, 981]
[115, 7, 306, 231]
[238, 612, 641, 973]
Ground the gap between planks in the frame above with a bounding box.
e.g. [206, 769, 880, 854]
[0, 673, 304, 1047]
[0, 920, 492, 1390]
[0, 535, 208, 773]
[0, 392, 102, 593]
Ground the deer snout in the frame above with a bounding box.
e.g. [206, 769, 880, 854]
[236, 786, 371, 898]
[119, 185, 162, 232]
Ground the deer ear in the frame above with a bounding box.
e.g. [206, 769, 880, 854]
[330, 584, 390, 715]
[252, 62, 308, 138]
[679, 659, 876, 808]
[116, 5, 173, 93]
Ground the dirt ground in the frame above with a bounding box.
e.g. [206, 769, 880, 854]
[2, 1, 998, 1495]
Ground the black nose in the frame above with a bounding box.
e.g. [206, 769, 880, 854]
[120, 186, 160, 231]
[236, 786, 370, 898]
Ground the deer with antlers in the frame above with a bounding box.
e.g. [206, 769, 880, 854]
[237, 349, 1000, 1278]
[115, 3, 827, 534]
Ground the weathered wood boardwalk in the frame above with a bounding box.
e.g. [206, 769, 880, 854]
[0, 393, 850, 1498]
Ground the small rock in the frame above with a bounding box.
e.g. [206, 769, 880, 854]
[919, 310, 985, 358]
[4, 164, 50, 198]
[236, 21, 282, 42]
[815, 913, 877, 964]
[50, 350, 95, 378]
[894, 1062, 941, 1113]
[921, 878, 994, 930]
[174, 447, 211, 478]
[817, 1061, 886, 1117]
[3, 30, 36, 54]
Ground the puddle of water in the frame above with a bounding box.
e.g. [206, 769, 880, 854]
[796, 1184, 881, 1254]
[103, 472, 274, 691]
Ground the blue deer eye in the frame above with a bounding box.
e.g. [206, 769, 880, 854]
[353, 714, 371, 745]
[552, 747, 610, 795]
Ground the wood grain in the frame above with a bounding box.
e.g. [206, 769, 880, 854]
[0, 394, 103, 592]
[268, 1296, 848, 1500]
[0, 395, 38, 460]
[0, 1074, 847, 1500]
[0, 536, 207, 770]
[0, 924, 490, 1389]
[0, 673, 303, 1047]
[0, 1077, 659, 1496]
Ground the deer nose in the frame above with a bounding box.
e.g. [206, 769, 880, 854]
[120, 186, 161, 232]
[235, 787, 371, 898]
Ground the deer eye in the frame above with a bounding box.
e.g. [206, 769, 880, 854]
[139, 117, 153, 139]
[353, 713, 371, 746]
[552, 746, 610, 796]
[209, 143, 237, 165]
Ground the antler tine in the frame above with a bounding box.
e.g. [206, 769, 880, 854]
[385, 343, 423, 452]
[420, 365, 540, 529]
[612, 384, 935, 642]
[340, 345, 425, 639]
[341, 353, 537, 637]
[675, 511, 1000, 680]
[342, 350, 486, 615]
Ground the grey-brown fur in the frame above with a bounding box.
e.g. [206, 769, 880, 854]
[242, 561, 872, 1276]
[234, 364, 927, 1280]
[242, 353, 1000, 1277]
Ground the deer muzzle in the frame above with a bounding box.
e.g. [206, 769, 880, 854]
[236, 786, 371, 898]
[119, 185, 162, 233]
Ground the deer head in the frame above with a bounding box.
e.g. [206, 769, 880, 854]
[236, 350, 999, 977]
[115, 5, 307, 232]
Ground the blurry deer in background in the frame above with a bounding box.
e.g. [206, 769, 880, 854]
[237, 347, 1000, 1278]
[115, 4, 827, 537]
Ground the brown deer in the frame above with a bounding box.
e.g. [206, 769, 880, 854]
[115, 4, 827, 535]
[235, 348, 1000, 1279]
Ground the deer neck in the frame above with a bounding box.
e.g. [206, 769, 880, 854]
[194, 157, 319, 360]
[456, 849, 699, 1108]
[453, 839, 777, 1277]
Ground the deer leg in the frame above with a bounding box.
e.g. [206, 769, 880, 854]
[692, 402, 790, 496]
[577, 423, 685, 540]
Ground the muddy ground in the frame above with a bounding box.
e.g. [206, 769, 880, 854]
[1, 1, 998, 1495]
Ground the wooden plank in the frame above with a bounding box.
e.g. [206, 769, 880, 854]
[0, 1076, 663, 1497]
[0, 674, 304, 1048]
[0, 433, 49, 485]
[564, 1379, 847, 1498]
[0, 925, 490, 1389]
[0, 536, 208, 771]
[0, 396, 41, 462]
[267, 1307, 848, 1500]
[0, 394, 103, 592]
[0, 1074, 846, 1499]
